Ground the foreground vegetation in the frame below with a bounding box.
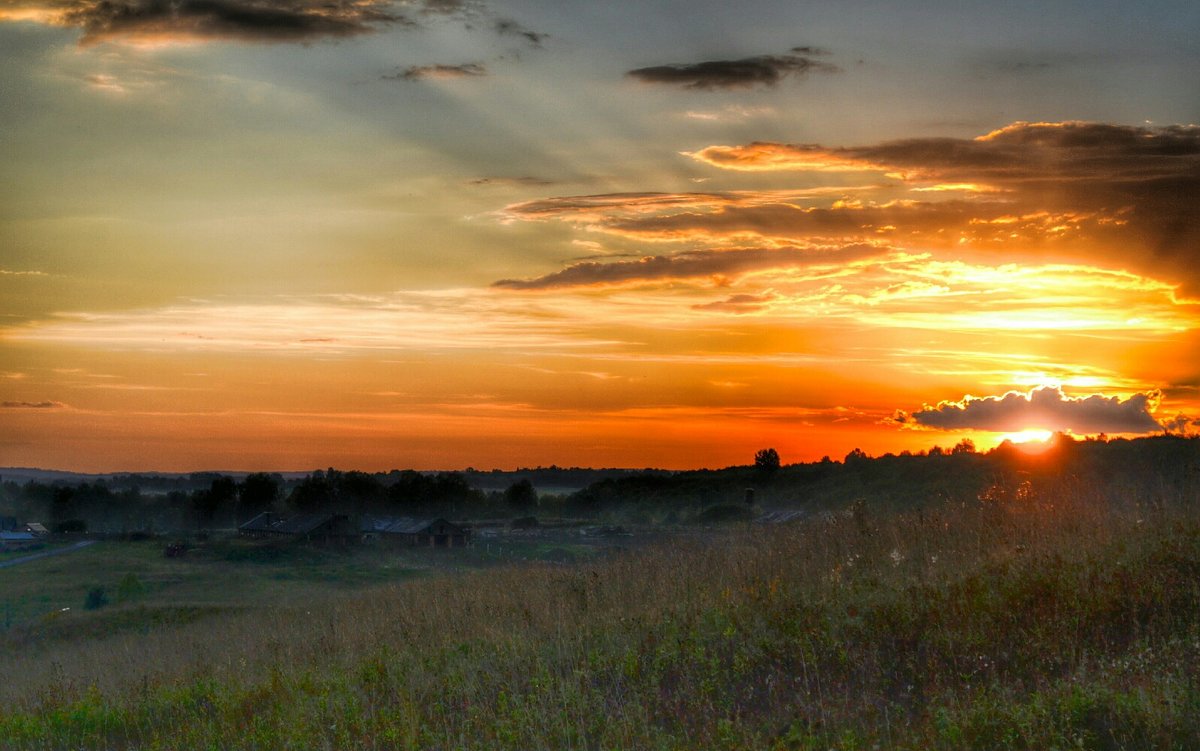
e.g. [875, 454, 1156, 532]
[3, 468, 1199, 749]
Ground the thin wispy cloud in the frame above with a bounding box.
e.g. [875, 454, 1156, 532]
[2, 400, 67, 409]
[386, 62, 486, 81]
[493, 245, 885, 291]
[469, 176, 556, 187]
[493, 18, 546, 47]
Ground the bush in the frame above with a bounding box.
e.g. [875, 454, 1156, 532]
[116, 573, 146, 602]
[54, 519, 87, 534]
[83, 586, 108, 610]
[504, 479, 538, 511]
[693, 503, 756, 524]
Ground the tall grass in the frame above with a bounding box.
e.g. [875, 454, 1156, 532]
[4, 480, 1199, 749]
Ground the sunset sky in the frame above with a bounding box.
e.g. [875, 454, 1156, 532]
[2, 0, 1198, 472]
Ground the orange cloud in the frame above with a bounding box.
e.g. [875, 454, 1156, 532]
[502, 122, 1199, 294]
[683, 122, 1200, 289]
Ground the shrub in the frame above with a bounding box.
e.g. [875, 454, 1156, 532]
[116, 573, 146, 602]
[83, 586, 108, 610]
[693, 503, 755, 523]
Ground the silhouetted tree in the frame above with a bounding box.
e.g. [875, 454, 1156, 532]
[289, 470, 337, 512]
[503, 478, 538, 511]
[338, 471, 385, 511]
[844, 447, 869, 465]
[952, 438, 976, 455]
[387, 470, 429, 509]
[50, 486, 76, 527]
[754, 448, 781, 474]
[192, 476, 237, 527]
[238, 473, 280, 521]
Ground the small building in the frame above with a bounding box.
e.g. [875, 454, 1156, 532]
[0, 516, 17, 532]
[362, 515, 470, 548]
[0, 531, 39, 551]
[277, 513, 356, 543]
[238, 511, 286, 539]
[238, 512, 356, 544]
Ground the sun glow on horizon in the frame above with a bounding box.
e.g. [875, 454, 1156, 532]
[998, 429, 1054, 446]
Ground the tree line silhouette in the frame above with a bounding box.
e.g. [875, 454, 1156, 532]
[1, 434, 1196, 533]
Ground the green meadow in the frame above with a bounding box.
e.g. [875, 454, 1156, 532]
[2, 475, 1199, 750]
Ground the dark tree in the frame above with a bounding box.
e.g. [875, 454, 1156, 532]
[754, 448, 781, 474]
[50, 486, 76, 526]
[238, 473, 280, 521]
[289, 470, 337, 512]
[338, 471, 385, 511]
[387, 470, 430, 509]
[844, 447, 869, 464]
[503, 478, 538, 511]
[192, 476, 237, 527]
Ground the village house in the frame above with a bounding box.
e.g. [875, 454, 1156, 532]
[238, 512, 357, 543]
[0, 531, 39, 551]
[361, 515, 471, 548]
[238, 512, 470, 547]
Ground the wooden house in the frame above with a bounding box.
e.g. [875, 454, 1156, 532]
[0, 531, 39, 551]
[238, 512, 357, 543]
[361, 515, 470, 547]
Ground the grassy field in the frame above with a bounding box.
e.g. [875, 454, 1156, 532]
[0, 526, 624, 649]
[2, 486, 1199, 749]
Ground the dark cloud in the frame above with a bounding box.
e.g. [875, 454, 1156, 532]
[36, 0, 411, 45]
[4, 0, 546, 46]
[492, 244, 884, 290]
[493, 18, 545, 47]
[627, 51, 839, 90]
[894, 386, 1164, 434]
[386, 62, 486, 81]
[2, 400, 67, 409]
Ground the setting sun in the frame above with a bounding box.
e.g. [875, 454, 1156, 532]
[998, 429, 1057, 455]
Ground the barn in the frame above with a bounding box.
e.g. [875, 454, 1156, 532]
[238, 512, 357, 543]
[0, 531, 39, 551]
[361, 516, 470, 547]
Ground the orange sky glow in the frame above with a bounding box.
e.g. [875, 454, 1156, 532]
[2, 2, 1198, 471]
